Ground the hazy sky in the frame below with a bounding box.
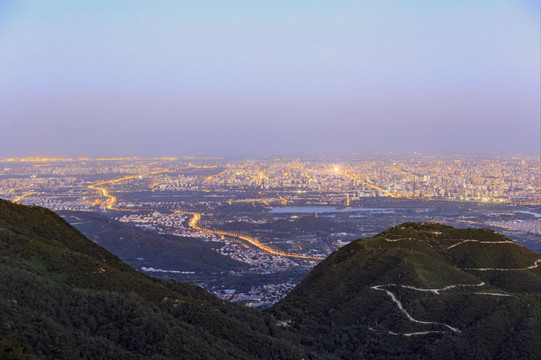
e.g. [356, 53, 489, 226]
[0, 0, 539, 157]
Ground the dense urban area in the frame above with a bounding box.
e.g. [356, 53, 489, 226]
[1, 154, 539, 308]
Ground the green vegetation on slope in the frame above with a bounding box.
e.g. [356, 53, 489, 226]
[2, 199, 540, 360]
[271, 222, 541, 359]
[0, 199, 303, 359]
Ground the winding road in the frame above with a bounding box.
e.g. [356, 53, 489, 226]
[176, 210, 323, 260]
[370, 253, 540, 336]
[88, 170, 168, 209]
[370, 282, 490, 335]
[13, 191, 37, 203]
[447, 239, 515, 250]
[463, 258, 541, 271]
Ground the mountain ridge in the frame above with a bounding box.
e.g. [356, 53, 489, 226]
[1, 199, 540, 359]
[0, 198, 304, 359]
[271, 222, 541, 359]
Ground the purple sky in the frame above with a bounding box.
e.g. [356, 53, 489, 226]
[0, 1, 539, 157]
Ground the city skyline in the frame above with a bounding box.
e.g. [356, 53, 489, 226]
[3, 154, 538, 208]
[1, 1, 539, 157]
[2, 153, 539, 303]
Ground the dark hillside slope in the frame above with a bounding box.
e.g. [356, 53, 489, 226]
[0, 199, 303, 359]
[2, 199, 539, 360]
[59, 210, 248, 273]
[271, 222, 541, 359]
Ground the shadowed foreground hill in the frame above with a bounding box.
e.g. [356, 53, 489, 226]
[1, 198, 540, 360]
[271, 222, 541, 359]
[0, 199, 303, 359]
[58, 210, 248, 273]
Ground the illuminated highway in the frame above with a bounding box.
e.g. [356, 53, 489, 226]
[88, 170, 168, 209]
[277, 194, 288, 205]
[176, 210, 322, 260]
[2, 155, 538, 205]
[8, 186, 30, 194]
[13, 191, 37, 203]
[339, 170, 399, 198]
[303, 171, 328, 192]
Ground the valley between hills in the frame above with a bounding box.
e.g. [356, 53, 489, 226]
[0, 199, 540, 359]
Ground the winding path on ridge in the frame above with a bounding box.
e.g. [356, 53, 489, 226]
[447, 239, 515, 250]
[446, 239, 541, 271]
[463, 259, 541, 271]
[370, 283, 482, 335]
[371, 236, 540, 336]
[370, 282, 516, 336]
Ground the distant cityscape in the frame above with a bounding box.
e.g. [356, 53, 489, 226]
[1, 154, 539, 307]
[2, 154, 539, 205]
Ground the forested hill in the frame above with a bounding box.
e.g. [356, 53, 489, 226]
[2, 198, 540, 359]
[271, 222, 541, 359]
[0, 198, 303, 359]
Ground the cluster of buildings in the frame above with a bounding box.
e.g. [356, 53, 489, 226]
[1, 155, 538, 306]
[217, 241, 301, 270]
[118, 211, 188, 232]
[147, 155, 539, 204]
[1, 155, 538, 207]
[215, 282, 297, 309]
[487, 218, 540, 235]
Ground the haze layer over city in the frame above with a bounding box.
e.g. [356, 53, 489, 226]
[0, 1, 539, 307]
[0, 0, 539, 157]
